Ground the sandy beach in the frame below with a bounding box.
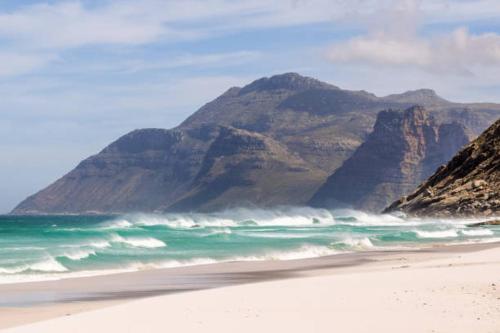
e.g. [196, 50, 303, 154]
[0, 242, 499, 333]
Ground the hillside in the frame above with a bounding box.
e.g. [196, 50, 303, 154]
[309, 106, 471, 212]
[384, 118, 500, 217]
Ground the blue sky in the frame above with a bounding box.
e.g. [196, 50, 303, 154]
[1, 0, 500, 213]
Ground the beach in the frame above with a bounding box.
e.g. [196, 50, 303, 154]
[1, 242, 499, 333]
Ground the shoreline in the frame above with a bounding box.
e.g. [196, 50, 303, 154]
[1, 241, 500, 331]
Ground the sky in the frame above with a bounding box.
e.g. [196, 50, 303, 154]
[1, 0, 500, 213]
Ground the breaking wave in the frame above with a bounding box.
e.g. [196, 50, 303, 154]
[461, 229, 494, 236]
[59, 249, 96, 261]
[111, 235, 167, 248]
[0, 207, 498, 284]
[0, 257, 68, 275]
[414, 230, 459, 239]
[331, 237, 375, 250]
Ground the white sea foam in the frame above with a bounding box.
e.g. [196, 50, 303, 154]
[205, 228, 232, 236]
[0, 258, 69, 275]
[102, 219, 133, 229]
[110, 206, 475, 229]
[29, 258, 68, 272]
[0, 266, 27, 274]
[414, 230, 459, 239]
[265, 245, 339, 260]
[90, 240, 112, 249]
[336, 210, 404, 225]
[121, 207, 337, 229]
[230, 245, 339, 261]
[111, 235, 166, 248]
[461, 229, 494, 236]
[236, 231, 318, 239]
[134, 258, 219, 270]
[0, 267, 134, 284]
[118, 214, 236, 229]
[61, 240, 111, 249]
[331, 237, 375, 250]
[60, 249, 96, 261]
[225, 207, 335, 227]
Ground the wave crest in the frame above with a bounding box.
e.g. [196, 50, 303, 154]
[111, 235, 166, 248]
[414, 230, 458, 239]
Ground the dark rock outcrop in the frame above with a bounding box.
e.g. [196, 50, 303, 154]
[467, 220, 500, 227]
[384, 118, 500, 217]
[11, 73, 500, 214]
[309, 106, 471, 212]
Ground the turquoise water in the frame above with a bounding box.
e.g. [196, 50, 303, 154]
[0, 207, 498, 284]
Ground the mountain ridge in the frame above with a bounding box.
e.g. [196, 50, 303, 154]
[11, 73, 500, 214]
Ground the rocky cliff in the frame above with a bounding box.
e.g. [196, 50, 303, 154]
[384, 118, 500, 217]
[11, 73, 500, 214]
[309, 106, 471, 212]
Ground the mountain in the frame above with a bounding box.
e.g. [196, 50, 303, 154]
[11, 73, 500, 214]
[382, 89, 450, 107]
[384, 118, 500, 217]
[13, 127, 212, 213]
[169, 126, 327, 212]
[309, 106, 471, 212]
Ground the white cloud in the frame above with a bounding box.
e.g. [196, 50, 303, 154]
[0, 2, 171, 48]
[0, 0, 498, 52]
[0, 0, 344, 50]
[0, 0, 499, 77]
[325, 0, 500, 75]
[0, 0, 344, 77]
[327, 28, 500, 74]
[327, 35, 431, 67]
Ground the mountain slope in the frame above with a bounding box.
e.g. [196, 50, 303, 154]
[11, 73, 500, 214]
[384, 118, 500, 217]
[309, 106, 471, 212]
[169, 127, 326, 212]
[13, 127, 215, 214]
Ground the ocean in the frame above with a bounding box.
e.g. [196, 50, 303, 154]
[0, 207, 498, 284]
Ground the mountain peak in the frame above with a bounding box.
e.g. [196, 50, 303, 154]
[239, 73, 337, 94]
[383, 89, 450, 106]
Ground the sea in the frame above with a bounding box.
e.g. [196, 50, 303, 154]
[0, 207, 498, 284]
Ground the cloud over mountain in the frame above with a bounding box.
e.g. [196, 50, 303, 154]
[327, 28, 500, 75]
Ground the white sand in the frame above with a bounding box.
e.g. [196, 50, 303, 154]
[3, 245, 500, 333]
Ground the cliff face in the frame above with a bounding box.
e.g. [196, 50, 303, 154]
[309, 106, 471, 212]
[384, 118, 500, 217]
[11, 73, 500, 214]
